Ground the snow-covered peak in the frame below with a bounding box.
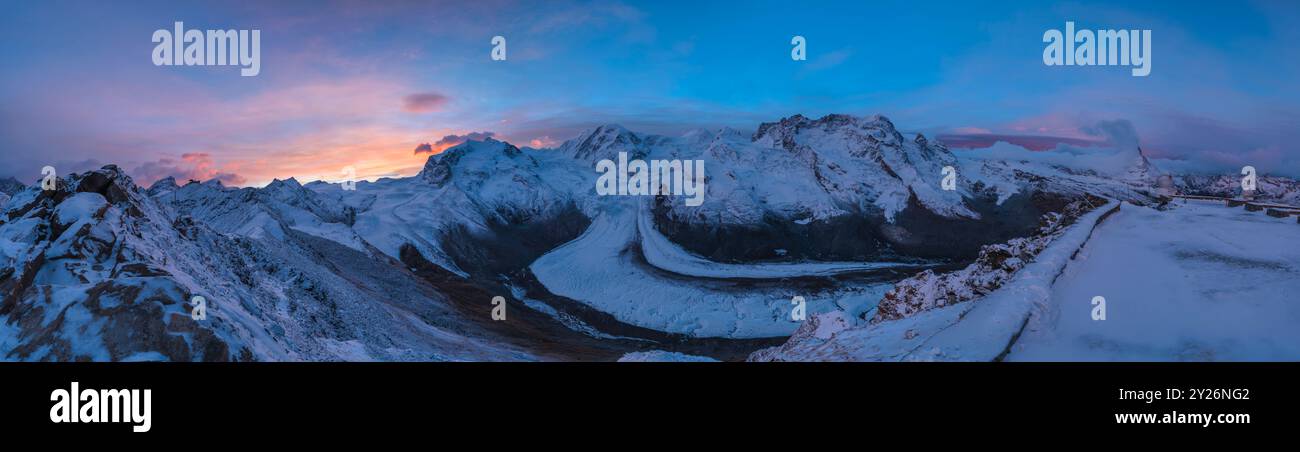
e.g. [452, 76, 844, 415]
[67, 165, 146, 206]
[914, 133, 933, 149]
[753, 113, 901, 148]
[679, 127, 713, 142]
[0, 176, 25, 196]
[419, 138, 530, 186]
[153, 167, 360, 250]
[262, 177, 324, 208]
[263, 177, 308, 201]
[747, 113, 975, 220]
[150, 176, 178, 188]
[556, 123, 647, 161]
[267, 177, 302, 189]
[1124, 146, 1160, 184]
[146, 176, 180, 196]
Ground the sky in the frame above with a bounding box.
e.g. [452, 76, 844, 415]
[1, 0, 1297, 186]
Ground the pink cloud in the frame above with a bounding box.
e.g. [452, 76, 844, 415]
[414, 131, 496, 155]
[132, 153, 247, 187]
[937, 134, 1100, 151]
[948, 126, 992, 135]
[402, 92, 450, 113]
[528, 136, 559, 148]
[939, 117, 1106, 151]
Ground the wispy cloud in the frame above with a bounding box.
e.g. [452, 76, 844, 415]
[416, 131, 497, 155]
[132, 153, 247, 187]
[403, 92, 450, 113]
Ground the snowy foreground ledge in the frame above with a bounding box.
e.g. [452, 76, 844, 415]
[750, 200, 1121, 362]
[1010, 200, 1300, 360]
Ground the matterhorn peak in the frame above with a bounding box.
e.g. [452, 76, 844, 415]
[1124, 146, 1161, 183]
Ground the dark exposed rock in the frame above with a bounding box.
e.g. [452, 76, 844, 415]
[0, 165, 239, 361]
[871, 194, 1106, 323]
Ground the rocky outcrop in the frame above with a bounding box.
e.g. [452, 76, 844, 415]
[0, 166, 237, 361]
[871, 195, 1106, 323]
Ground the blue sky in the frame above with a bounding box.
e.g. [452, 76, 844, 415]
[1, 0, 1297, 185]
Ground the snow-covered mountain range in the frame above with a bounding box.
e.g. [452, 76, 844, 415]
[2, 114, 1295, 361]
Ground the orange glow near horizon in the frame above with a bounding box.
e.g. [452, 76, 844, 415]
[212, 127, 455, 188]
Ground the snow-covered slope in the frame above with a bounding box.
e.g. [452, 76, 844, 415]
[747, 114, 976, 222]
[1, 166, 532, 361]
[328, 138, 589, 275]
[157, 176, 368, 252]
[954, 144, 1159, 206]
[1, 168, 259, 360]
[1176, 174, 1300, 205]
[753, 194, 1300, 361]
[1009, 199, 1300, 361]
[750, 199, 1120, 361]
